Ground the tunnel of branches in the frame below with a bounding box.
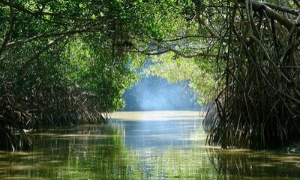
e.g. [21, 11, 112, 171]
[0, 0, 300, 150]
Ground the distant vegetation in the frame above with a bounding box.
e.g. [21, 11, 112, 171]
[122, 75, 200, 111]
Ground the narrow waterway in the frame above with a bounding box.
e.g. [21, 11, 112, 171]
[0, 111, 300, 179]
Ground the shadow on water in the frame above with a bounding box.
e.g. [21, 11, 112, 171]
[206, 148, 300, 180]
[0, 112, 300, 179]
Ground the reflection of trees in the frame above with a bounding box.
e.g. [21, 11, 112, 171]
[206, 148, 300, 180]
[142, 147, 217, 180]
[26, 125, 144, 179]
[65, 131, 144, 179]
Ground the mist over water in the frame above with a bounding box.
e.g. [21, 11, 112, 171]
[122, 76, 200, 111]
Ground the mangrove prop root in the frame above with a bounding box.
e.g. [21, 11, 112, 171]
[204, 1, 300, 149]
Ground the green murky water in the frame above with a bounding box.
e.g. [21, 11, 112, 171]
[0, 111, 300, 180]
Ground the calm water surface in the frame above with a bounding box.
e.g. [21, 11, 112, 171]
[0, 111, 300, 180]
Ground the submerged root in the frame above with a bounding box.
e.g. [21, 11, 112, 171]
[204, 2, 300, 149]
[0, 83, 108, 150]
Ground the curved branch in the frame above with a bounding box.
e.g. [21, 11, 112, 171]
[232, 0, 299, 32]
[20, 34, 68, 76]
[134, 45, 222, 58]
[163, 35, 215, 42]
[4, 26, 98, 50]
[262, 2, 300, 16]
[132, 33, 222, 58]
[132, 47, 169, 55]
[18, 26, 99, 73]
[252, 1, 296, 31]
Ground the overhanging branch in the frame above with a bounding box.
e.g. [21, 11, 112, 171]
[252, 1, 296, 31]
[19, 34, 69, 76]
[133, 45, 222, 58]
[262, 2, 300, 16]
[4, 26, 98, 50]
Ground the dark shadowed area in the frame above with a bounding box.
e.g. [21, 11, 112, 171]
[122, 76, 200, 111]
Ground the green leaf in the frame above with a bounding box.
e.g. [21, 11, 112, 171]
[79, 3, 84, 8]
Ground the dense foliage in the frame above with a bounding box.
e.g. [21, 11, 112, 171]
[0, 0, 152, 150]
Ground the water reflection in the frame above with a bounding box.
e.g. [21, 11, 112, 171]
[207, 148, 300, 180]
[113, 120, 201, 149]
[0, 125, 144, 180]
[0, 112, 300, 179]
[110, 112, 215, 179]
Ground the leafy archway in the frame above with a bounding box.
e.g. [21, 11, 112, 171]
[0, 0, 300, 150]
